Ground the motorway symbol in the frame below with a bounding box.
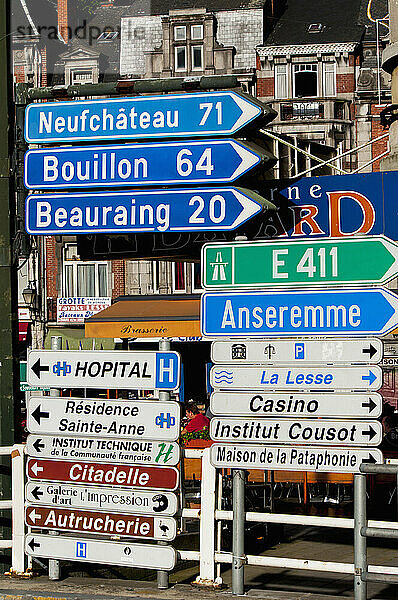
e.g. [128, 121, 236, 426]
[24, 91, 273, 143]
[26, 397, 181, 442]
[210, 391, 382, 418]
[27, 350, 180, 390]
[201, 287, 398, 337]
[211, 338, 383, 365]
[210, 365, 382, 391]
[25, 482, 178, 516]
[26, 434, 180, 466]
[26, 459, 179, 490]
[24, 139, 271, 189]
[25, 187, 270, 235]
[210, 417, 383, 446]
[202, 236, 398, 288]
[25, 506, 176, 541]
[25, 534, 177, 570]
[210, 444, 383, 473]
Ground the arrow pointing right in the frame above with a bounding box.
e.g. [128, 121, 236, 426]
[28, 538, 40, 552]
[361, 370, 377, 386]
[361, 398, 377, 413]
[362, 453, 378, 464]
[362, 344, 378, 359]
[31, 406, 50, 425]
[363, 425, 378, 441]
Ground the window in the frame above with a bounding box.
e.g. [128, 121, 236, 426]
[294, 63, 318, 97]
[323, 62, 336, 96]
[191, 24, 203, 40]
[71, 70, 94, 84]
[191, 263, 202, 292]
[174, 25, 186, 41]
[98, 31, 119, 42]
[172, 262, 187, 293]
[275, 64, 288, 99]
[63, 246, 108, 297]
[175, 46, 187, 71]
[308, 23, 324, 34]
[191, 45, 203, 70]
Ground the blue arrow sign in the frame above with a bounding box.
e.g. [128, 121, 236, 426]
[201, 287, 398, 337]
[25, 187, 268, 235]
[24, 91, 272, 144]
[24, 139, 267, 190]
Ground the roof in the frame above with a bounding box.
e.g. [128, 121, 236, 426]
[115, 0, 265, 15]
[85, 294, 201, 339]
[264, 0, 365, 47]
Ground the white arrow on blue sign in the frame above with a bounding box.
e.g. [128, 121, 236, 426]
[24, 139, 269, 190]
[24, 91, 271, 143]
[201, 287, 398, 337]
[25, 187, 269, 235]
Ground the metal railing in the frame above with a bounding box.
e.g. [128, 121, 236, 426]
[0, 445, 25, 575]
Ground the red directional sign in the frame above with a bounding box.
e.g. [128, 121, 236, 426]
[25, 506, 176, 541]
[26, 459, 179, 491]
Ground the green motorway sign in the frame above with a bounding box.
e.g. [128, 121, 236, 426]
[202, 235, 398, 288]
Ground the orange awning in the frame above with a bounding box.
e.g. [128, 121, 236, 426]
[85, 294, 201, 339]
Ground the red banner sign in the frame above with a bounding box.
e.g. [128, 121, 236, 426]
[26, 459, 179, 490]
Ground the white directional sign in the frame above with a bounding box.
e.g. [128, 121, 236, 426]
[25, 534, 176, 570]
[27, 350, 180, 390]
[211, 338, 383, 365]
[26, 482, 178, 516]
[210, 444, 383, 473]
[26, 435, 180, 466]
[210, 417, 383, 446]
[210, 391, 383, 418]
[210, 365, 382, 391]
[27, 397, 181, 441]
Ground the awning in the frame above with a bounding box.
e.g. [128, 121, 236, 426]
[44, 327, 115, 350]
[19, 322, 29, 342]
[85, 294, 201, 339]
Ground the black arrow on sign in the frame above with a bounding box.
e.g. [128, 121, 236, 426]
[361, 398, 377, 414]
[363, 425, 377, 441]
[31, 486, 43, 501]
[31, 358, 49, 379]
[32, 406, 50, 425]
[362, 454, 377, 464]
[362, 344, 378, 359]
[28, 538, 40, 552]
[32, 438, 45, 452]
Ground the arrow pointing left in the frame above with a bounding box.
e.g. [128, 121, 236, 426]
[27, 509, 42, 525]
[27, 538, 40, 552]
[30, 462, 44, 477]
[31, 406, 50, 425]
[31, 359, 49, 379]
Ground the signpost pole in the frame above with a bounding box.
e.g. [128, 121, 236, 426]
[354, 473, 367, 600]
[157, 338, 171, 590]
[48, 336, 62, 581]
[232, 469, 245, 595]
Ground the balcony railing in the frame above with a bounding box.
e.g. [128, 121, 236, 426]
[271, 98, 350, 122]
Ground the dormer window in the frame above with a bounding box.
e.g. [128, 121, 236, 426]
[308, 23, 324, 33]
[97, 31, 119, 42]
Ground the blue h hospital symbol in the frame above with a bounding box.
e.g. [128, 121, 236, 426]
[156, 353, 178, 388]
[76, 541, 87, 558]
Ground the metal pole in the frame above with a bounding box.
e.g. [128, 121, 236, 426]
[354, 473, 367, 600]
[157, 338, 170, 590]
[48, 336, 62, 581]
[232, 469, 245, 596]
[396, 472, 398, 521]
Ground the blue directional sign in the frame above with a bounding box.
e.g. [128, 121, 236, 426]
[201, 287, 398, 337]
[24, 139, 268, 190]
[24, 91, 273, 144]
[25, 187, 270, 235]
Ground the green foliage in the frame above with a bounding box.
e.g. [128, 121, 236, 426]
[180, 428, 211, 446]
[73, 0, 104, 17]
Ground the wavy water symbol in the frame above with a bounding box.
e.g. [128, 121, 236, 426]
[213, 370, 234, 385]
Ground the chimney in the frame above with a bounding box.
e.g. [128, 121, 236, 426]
[58, 0, 69, 43]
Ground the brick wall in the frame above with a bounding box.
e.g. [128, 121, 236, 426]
[41, 47, 47, 87]
[58, 0, 69, 43]
[45, 237, 58, 299]
[336, 73, 355, 94]
[14, 64, 25, 83]
[112, 260, 125, 299]
[371, 104, 388, 172]
[257, 76, 274, 98]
